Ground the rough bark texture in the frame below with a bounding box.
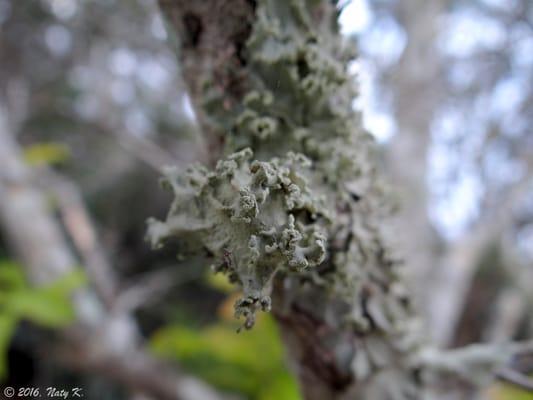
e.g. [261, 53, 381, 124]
[153, 1, 424, 399]
[158, 0, 257, 164]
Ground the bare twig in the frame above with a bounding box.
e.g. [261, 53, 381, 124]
[110, 130, 177, 173]
[46, 173, 118, 309]
[496, 368, 533, 392]
[115, 269, 175, 313]
[420, 340, 533, 390]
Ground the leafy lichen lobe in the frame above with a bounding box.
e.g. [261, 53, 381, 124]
[148, 148, 328, 329]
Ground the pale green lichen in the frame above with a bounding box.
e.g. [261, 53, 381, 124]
[148, 148, 327, 329]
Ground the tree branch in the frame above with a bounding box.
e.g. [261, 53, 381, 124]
[0, 105, 224, 400]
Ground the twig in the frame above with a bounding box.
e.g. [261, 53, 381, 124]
[496, 368, 533, 392]
[111, 130, 177, 173]
[420, 340, 533, 390]
[115, 269, 175, 313]
[46, 173, 118, 309]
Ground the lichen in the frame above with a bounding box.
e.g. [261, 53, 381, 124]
[148, 148, 327, 329]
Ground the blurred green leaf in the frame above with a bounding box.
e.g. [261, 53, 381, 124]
[7, 290, 75, 327]
[204, 271, 235, 293]
[0, 262, 86, 381]
[150, 313, 301, 399]
[258, 371, 301, 400]
[23, 142, 70, 166]
[0, 261, 26, 290]
[12, 269, 85, 327]
[0, 315, 16, 380]
[488, 383, 533, 400]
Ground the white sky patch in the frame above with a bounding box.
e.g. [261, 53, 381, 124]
[47, 0, 77, 20]
[364, 111, 395, 142]
[137, 58, 171, 90]
[110, 79, 135, 106]
[481, 0, 519, 12]
[45, 24, 72, 57]
[491, 76, 527, 115]
[483, 139, 526, 186]
[433, 107, 465, 141]
[441, 9, 507, 57]
[338, 0, 372, 36]
[429, 171, 483, 239]
[512, 32, 533, 67]
[352, 60, 396, 142]
[448, 62, 477, 90]
[109, 48, 137, 77]
[340, 7, 396, 143]
[427, 108, 485, 239]
[360, 16, 407, 67]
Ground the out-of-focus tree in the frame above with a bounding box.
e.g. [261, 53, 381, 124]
[346, 0, 533, 349]
[342, 2, 533, 398]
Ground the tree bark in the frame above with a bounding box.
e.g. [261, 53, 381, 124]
[158, 0, 257, 165]
[156, 1, 424, 398]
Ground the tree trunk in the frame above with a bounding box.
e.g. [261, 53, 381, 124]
[155, 1, 424, 398]
[383, 0, 446, 343]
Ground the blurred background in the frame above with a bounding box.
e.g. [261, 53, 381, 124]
[0, 0, 531, 399]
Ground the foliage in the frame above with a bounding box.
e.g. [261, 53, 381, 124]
[0, 260, 86, 379]
[151, 298, 300, 400]
[487, 383, 533, 400]
[23, 142, 71, 166]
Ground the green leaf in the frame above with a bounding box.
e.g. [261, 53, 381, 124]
[10, 269, 86, 327]
[0, 264, 86, 328]
[258, 371, 301, 400]
[0, 261, 26, 291]
[204, 271, 235, 293]
[0, 263, 87, 380]
[23, 142, 70, 166]
[0, 314, 16, 381]
[150, 314, 301, 399]
[7, 290, 75, 327]
[488, 383, 533, 400]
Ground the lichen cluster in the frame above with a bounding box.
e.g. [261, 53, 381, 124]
[148, 148, 328, 329]
[151, 0, 424, 397]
